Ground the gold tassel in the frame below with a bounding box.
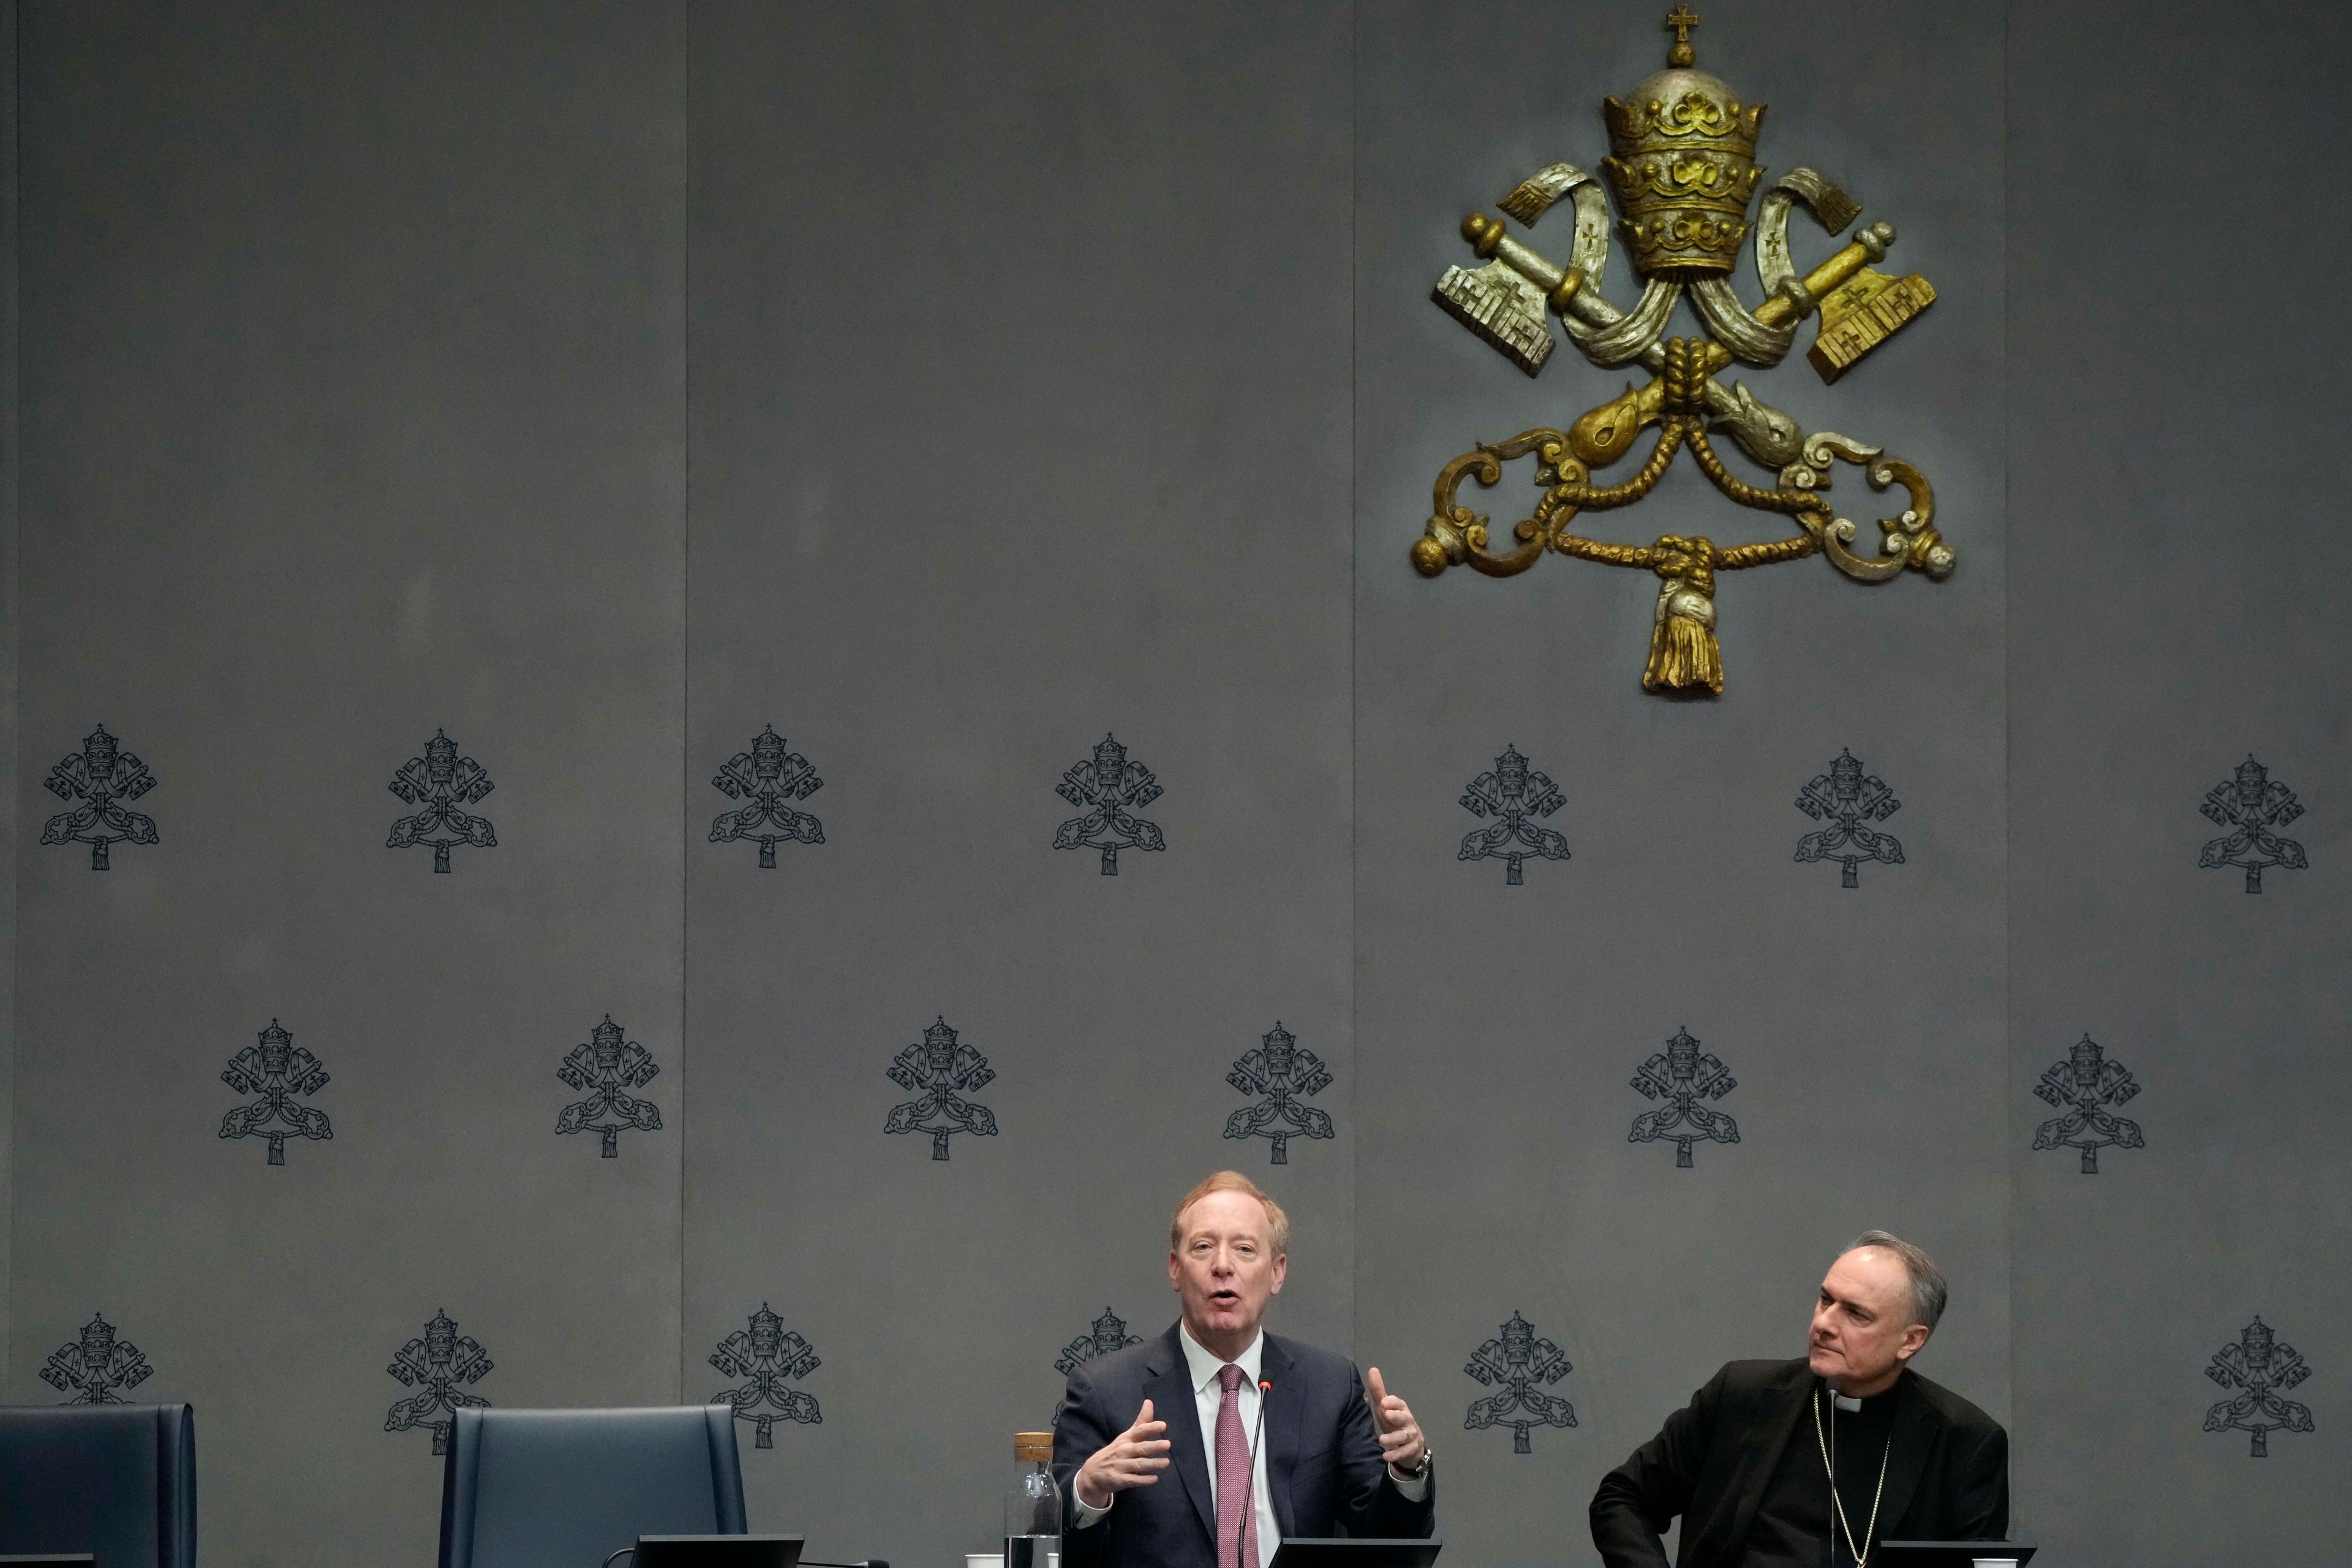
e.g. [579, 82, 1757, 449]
[1643, 609, 1722, 694]
[1641, 536, 1724, 695]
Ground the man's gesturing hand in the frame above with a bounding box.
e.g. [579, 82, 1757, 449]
[1074, 1398, 1171, 1511]
[1365, 1367, 1427, 1477]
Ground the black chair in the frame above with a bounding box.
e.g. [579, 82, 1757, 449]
[439, 1406, 748, 1568]
[0, 1403, 197, 1568]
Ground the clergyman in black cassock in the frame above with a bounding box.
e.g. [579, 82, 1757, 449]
[1591, 1231, 2008, 1567]
[1589, 1357, 2007, 1567]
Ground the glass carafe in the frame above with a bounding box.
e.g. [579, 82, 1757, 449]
[1005, 1431, 1060, 1568]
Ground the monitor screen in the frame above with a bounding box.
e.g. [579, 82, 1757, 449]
[633, 1536, 804, 1568]
[1265, 1540, 1441, 1568]
[1877, 1544, 2036, 1568]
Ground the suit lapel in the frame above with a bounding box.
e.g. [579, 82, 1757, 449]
[1147, 1326, 1216, 1546]
[1873, 1372, 1933, 1537]
[1725, 1363, 1813, 1561]
[1260, 1336, 1303, 1538]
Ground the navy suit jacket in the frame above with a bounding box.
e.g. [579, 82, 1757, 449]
[1054, 1324, 1437, 1568]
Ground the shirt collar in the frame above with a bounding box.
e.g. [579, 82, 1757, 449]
[1178, 1320, 1264, 1395]
[1822, 1370, 1907, 1414]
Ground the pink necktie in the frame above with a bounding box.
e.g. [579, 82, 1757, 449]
[1215, 1363, 1261, 1568]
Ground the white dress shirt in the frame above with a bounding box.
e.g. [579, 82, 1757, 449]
[1071, 1323, 1428, 1553]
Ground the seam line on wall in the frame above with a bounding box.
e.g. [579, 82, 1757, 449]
[1346, 0, 1359, 1362]
[677, 0, 692, 1409]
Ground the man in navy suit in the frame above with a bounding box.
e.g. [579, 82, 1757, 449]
[1054, 1172, 1437, 1568]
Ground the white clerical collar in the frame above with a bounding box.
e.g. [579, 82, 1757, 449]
[1179, 1320, 1264, 1395]
[1832, 1392, 1863, 1412]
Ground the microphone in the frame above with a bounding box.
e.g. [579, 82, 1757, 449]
[803, 1560, 890, 1568]
[1232, 1377, 1272, 1566]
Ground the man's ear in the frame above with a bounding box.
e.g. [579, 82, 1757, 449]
[1269, 1253, 1287, 1295]
[1895, 1324, 1930, 1363]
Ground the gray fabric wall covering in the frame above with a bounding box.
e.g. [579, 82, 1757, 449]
[2008, 1, 2350, 1559]
[680, 2, 1354, 1552]
[10, 4, 688, 1560]
[4, 4, 2343, 1566]
[1355, 6, 2005, 1564]
[2, 0, 20, 1389]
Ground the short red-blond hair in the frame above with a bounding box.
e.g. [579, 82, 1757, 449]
[1170, 1170, 1289, 1256]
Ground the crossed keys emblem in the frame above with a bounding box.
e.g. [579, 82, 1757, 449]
[1414, 9, 1951, 694]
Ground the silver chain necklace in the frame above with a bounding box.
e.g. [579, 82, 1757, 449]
[1813, 1386, 1891, 1568]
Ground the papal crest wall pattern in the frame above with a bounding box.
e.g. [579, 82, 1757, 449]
[6, 5, 2348, 1568]
[709, 1305, 822, 1450]
[39, 1313, 153, 1406]
[217, 1019, 333, 1167]
[1463, 1312, 1578, 1456]
[383, 1311, 494, 1459]
[38, 725, 158, 871]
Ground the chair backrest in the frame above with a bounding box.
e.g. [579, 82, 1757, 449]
[439, 1406, 748, 1568]
[0, 1403, 198, 1568]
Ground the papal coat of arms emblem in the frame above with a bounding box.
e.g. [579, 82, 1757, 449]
[1464, 1311, 1577, 1454]
[1458, 744, 1571, 884]
[709, 726, 825, 869]
[2198, 755, 2306, 893]
[384, 1309, 493, 1455]
[2204, 1316, 2315, 1457]
[1225, 1022, 1336, 1166]
[1057, 1306, 1145, 1378]
[219, 1018, 333, 1166]
[40, 1313, 154, 1404]
[709, 1303, 821, 1450]
[1054, 733, 1166, 875]
[2030, 1033, 2143, 1174]
[41, 725, 159, 870]
[1412, 9, 1950, 695]
[386, 729, 496, 873]
[1628, 1026, 1739, 1167]
[1793, 748, 1904, 888]
[884, 1016, 999, 1159]
[555, 1014, 663, 1158]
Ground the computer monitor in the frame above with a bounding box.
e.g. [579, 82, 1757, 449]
[1877, 1543, 2036, 1568]
[633, 1536, 804, 1568]
[1265, 1540, 1441, 1568]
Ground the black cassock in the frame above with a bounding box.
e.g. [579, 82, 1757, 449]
[1589, 1359, 2008, 1568]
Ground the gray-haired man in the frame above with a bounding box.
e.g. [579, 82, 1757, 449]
[1590, 1231, 2008, 1567]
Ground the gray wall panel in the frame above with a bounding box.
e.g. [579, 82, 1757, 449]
[9, 6, 685, 1567]
[1354, 6, 2007, 1563]
[1, 0, 19, 1384]
[681, 3, 1352, 1561]
[2008, 2, 2352, 1559]
[1, 4, 2343, 1566]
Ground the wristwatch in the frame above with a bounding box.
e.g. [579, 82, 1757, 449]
[1393, 1446, 1433, 1481]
